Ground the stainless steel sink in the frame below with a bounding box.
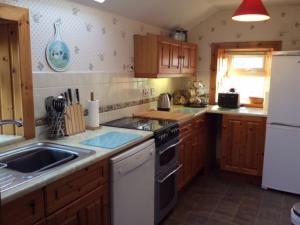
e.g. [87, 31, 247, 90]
[0, 142, 95, 191]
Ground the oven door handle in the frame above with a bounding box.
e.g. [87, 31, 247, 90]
[159, 140, 181, 155]
[158, 164, 182, 184]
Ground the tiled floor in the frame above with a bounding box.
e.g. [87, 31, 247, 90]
[161, 171, 300, 225]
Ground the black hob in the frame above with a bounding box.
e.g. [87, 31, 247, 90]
[102, 117, 175, 132]
[102, 117, 179, 147]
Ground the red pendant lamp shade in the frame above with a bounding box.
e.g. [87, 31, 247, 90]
[232, 0, 270, 22]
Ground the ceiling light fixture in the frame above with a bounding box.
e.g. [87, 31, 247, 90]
[232, 0, 270, 22]
[94, 0, 106, 3]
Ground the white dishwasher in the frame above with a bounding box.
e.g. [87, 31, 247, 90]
[110, 139, 155, 225]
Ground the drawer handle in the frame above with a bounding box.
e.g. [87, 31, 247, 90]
[159, 140, 181, 155]
[158, 164, 182, 183]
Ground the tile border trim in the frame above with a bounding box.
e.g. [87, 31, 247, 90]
[35, 97, 157, 127]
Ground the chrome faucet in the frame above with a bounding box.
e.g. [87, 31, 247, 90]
[0, 120, 23, 127]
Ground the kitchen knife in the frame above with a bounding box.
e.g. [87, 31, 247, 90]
[64, 92, 69, 105]
[75, 88, 80, 104]
[68, 89, 73, 105]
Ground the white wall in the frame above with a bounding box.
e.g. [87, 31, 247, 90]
[189, 5, 300, 92]
[0, 0, 183, 126]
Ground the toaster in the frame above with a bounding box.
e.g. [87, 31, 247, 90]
[218, 93, 240, 108]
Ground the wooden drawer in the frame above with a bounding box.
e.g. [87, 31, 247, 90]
[45, 159, 108, 215]
[180, 122, 192, 138]
[46, 185, 109, 225]
[2, 190, 44, 225]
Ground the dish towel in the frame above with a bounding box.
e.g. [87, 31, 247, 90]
[80, 131, 142, 149]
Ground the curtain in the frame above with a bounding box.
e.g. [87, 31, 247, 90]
[215, 49, 228, 101]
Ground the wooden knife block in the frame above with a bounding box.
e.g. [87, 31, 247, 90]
[64, 104, 86, 136]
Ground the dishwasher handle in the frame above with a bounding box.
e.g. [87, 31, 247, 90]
[158, 164, 182, 184]
[113, 147, 154, 179]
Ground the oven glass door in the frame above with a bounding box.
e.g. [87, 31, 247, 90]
[157, 138, 180, 173]
[155, 164, 182, 223]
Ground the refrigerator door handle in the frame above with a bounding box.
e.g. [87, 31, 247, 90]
[270, 122, 300, 128]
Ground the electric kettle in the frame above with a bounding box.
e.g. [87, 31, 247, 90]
[157, 93, 172, 111]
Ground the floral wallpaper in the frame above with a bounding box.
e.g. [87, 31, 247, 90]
[0, 0, 167, 73]
[0, 0, 183, 129]
[189, 5, 300, 91]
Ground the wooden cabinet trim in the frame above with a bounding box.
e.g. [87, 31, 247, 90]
[45, 159, 108, 215]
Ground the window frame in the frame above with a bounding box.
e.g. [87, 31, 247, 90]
[209, 42, 282, 105]
[227, 52, 268, 77]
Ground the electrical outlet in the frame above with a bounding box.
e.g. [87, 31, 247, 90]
[150, 88, 155, 97]
[142, 88, 151, 97]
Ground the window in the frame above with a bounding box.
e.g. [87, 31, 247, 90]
[227, 53, 267, 76]
[216, 50, 271, 105]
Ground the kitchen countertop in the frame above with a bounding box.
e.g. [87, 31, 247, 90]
[0, 135, 24, 147]
[134, 105, 267, 124]
[0, 126, 153, 204]
[172, 105, 268, 118]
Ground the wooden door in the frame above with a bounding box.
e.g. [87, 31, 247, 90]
[191, 116, 206, 177]
[178, 133, 193, 191]
[181, 43, 197, 74]
[221, 116, 244, 173]
[158, 41, 171, 74]
[169, 42, 181, 73]
[178, 136, 187, 191]
[47, 186, 109, 225]
[0, 23, 24, 136]
[158, 38, 181, 74]
[241, 119, 266, 176]
[183, 134, 193, 186]
[221, 115, 266, 176]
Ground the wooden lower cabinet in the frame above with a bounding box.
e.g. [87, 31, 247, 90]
[221, 115, 266, 176]
[47, 185, 109, 225]
[1, 190, 45, 225]
[178, 115, 207, 191]
[1, 159, 109, 225]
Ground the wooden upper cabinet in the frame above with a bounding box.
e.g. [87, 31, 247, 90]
[158, 41, 171, 73]
[134, 34, 197, 78]
[169, 42, 181, 73]
[221, 115, 266, 176]
[181, 43, 197, 74]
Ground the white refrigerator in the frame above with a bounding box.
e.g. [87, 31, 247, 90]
[262, 51, 300, 194]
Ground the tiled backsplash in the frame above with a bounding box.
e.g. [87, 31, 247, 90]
[33, 72, 182, 120]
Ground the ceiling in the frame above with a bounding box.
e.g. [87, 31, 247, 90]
[73, 0, 300, 30]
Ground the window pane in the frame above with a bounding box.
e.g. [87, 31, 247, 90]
[232, 55, 265, 70]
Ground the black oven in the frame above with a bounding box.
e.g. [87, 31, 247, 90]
[155, 164, 182, 224]
[156, 137, 180, 174]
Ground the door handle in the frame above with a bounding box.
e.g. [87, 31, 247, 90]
[270, 122, 300, 128]
[158, 164, 182, 183]
[159, 140, 181, 155]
